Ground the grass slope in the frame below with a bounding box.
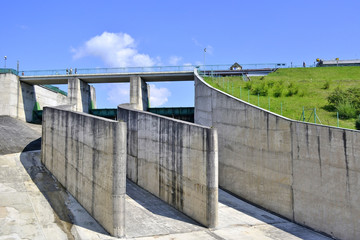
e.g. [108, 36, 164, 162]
[204, 66, 360, 129]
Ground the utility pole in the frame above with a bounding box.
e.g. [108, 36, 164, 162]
[4, 56, 7, 68]
[204, 48, 206, 70]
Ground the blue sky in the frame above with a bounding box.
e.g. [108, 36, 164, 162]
[1, 0, 359, 108]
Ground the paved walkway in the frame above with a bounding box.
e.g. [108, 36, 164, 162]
[0, 150, 332, 240]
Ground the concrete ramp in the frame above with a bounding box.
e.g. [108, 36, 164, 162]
[0, 116, 41, 155]
[0, 150, 331, 239]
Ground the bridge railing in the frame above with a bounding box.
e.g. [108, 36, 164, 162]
[19, 65, 197, 76]
[18, 63, 288, 77]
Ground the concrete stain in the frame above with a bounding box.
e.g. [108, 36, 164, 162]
[343, 131, 350, 194]
[317, 135, 322, 179]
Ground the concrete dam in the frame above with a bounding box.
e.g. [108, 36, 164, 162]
[0, 68, 359, 239]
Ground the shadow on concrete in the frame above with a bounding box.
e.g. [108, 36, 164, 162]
[19, 139, 109, 239]
[126, 179, 203, 227]
[218, 188, 331, 240]
[22, 137, 42, 152]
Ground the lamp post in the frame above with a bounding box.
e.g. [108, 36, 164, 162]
[204, 48, 206, 71]
[4, 56, 7, 68]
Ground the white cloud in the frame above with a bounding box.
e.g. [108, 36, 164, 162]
[72, 32, 155, 67]
[106, 83, 130, 105]
[149, 84, 171, 107]
[169, 56, 182, 65]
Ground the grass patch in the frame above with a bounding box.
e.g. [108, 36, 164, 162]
[204, 66, 360, 129]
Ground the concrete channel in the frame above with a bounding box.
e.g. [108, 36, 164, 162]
[0, 117, 332, 239]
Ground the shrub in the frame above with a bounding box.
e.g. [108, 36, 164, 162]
[322, 80, 330, 90]
[356, 116, 360, 130]
[336, 102, 357, 119]
[327, 87, 360, 113]
[298, 89, 306, 97]
[267, 80, 275, 88]
[245, 81, 253, 90]
[273, 83, 284, 97]
[327, 87, 345, 106]
[286, 83, 299, 97]
[251, 83, 268, 96]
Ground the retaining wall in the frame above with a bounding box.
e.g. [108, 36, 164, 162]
[118, 106, 218, 228]
[41, 107, 127, 237]
[194, 70, 360, 240]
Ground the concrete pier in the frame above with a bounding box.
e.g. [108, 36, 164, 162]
[129, 76, 149, 111]
[68, 77, 96, 113]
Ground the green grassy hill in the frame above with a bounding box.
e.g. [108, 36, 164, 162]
[204, 66, 360, 129]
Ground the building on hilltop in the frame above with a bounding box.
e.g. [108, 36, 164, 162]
[316, 58, 360, 67]
[230, 62, 242, 70]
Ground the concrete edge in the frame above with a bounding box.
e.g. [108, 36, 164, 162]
[117, 105, 211, 129]
[44, 106, 119, 123]
[113, 121, 127, 237]
[206, 128, 218, 228]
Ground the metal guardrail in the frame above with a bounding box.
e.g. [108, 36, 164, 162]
[0, 68, 19, 75]
[18, 63, 288, 77]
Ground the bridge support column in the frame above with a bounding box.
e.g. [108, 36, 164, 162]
[68, 77, 96, 113]
[130, 75, 149, 111]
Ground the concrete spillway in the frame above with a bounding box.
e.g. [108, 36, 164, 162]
[1, 68, 351, 239]
[0, 153, 329, 239]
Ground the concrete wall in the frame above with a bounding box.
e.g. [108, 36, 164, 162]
[0, 73, 69, 122]
[41, 107, 127, 237]
[194, 70, 360, 240]
[292, 123, 360, 240]
[118, 106, 218, 228]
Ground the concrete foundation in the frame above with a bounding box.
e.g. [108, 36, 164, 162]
[41, 107, 127, 237]
[194, 70, 360, 240]
[118, 105, 218, 228]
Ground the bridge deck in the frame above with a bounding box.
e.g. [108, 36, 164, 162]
[19, 71, 194, 85]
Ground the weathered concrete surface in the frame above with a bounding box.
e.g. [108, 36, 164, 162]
[292, 123, 360, 240]
[129, 75, 149, 110]
[0, 73, 69, 122]
[194, 70, 359, 240]
[194, 72, 293, 220]
[0, 116, 41, 155]
[118, 106, 218, 228]
[41, 107, 127, 237]
[68, 77, 95, 113]
[0, 149, 331, 240]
